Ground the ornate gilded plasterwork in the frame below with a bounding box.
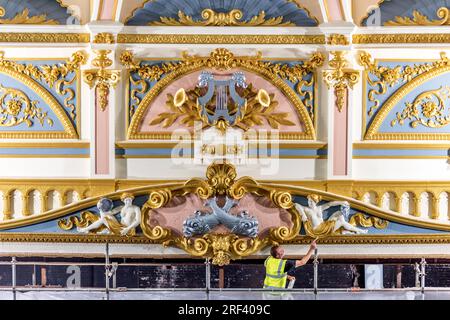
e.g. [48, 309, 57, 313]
[385, 7, 450, 26]
[0, 33, 90, 43]
[121, 48, 323, 140]
[149, 9, 295, 26]
[83, 50, 121, 111]
[327, 34, 349, 46]
[93, 33, 115, 44]
[141, 162, 301, 265]
[150, 84, 295, 132]
[358, 51, 450, 140]
[117, 34, 325, 45]
[0, 84, 53, 127]
[0, 51, 86, 139]
[391, 86, 450, 129]
[323, 51, 360, 112]
[353, 34, 450, 44]
[0, 8, 59, 24]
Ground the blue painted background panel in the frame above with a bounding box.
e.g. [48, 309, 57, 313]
[126, 0, 318, 26]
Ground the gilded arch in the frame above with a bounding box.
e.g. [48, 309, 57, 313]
[0, 65, 78, 139]
[365, 64, 450, 140]
[122, 49, 323, 140]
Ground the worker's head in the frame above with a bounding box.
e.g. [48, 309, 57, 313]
[270, 245, 285, 259]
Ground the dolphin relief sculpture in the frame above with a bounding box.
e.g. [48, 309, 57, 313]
[182, 197, 259, 238]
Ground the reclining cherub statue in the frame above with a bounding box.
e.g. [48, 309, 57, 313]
[294, 194, 368, 236]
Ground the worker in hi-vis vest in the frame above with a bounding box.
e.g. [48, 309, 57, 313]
[263, 240, 317, 289]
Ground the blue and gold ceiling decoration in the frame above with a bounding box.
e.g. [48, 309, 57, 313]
[362, 0, 450, 26]
[125, 0, 318, 26]
[0, 0, 78, 25]
[120, 48, 323, 140]
[0, 51, 87, 139]
[358, 51, 450, 140]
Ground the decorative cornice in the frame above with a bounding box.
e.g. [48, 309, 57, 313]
[117, 34, 325, 45]
[2, 233, 450, 245]
[353, 33, 450, 44]
[0, 33, 90, 43]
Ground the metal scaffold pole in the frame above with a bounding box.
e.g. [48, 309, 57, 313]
[420, 258, 427, 294]
[313, 248, 319, 296]
[205, 258, 211, 300]
[11, 257, 16, 301]
[105, 242, 110, 301]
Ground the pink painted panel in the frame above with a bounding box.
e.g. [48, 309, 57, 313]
[95, 86, 109, 175]
[99, 0, 115, 20]
[333, 89, 348, 176]
[147, 194, 293, 238]
[327, 0, 344, 21]
[138, 70, 305, 134]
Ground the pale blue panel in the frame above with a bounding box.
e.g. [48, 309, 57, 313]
[379, 72, 450, 134]
[0, 73, 65, 131]
[126, 0, 318, 26]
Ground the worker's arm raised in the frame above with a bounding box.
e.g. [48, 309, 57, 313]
[295, 240, 317, 267]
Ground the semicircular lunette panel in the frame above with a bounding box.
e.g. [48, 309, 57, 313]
[361, 0, 450, 26]
[0, 0, 79, 25]
[0, 53, 86, 139]
[122, 49, 321, 141]
[136, 70, 307, 138]
[359, 51, 450, 140]
[125, 0, 318, 26]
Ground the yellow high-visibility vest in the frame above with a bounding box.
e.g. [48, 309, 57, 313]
[263, 256, 287, 289]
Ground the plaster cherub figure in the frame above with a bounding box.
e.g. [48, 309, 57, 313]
[115, 193, 141, 236]
[294, 194, 368, 236]
[77, 193, 141, 236]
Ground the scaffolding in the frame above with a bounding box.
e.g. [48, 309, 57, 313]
[0, 244, 446, 300]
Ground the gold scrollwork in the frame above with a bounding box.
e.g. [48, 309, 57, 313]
[323, 51, 360, 112]
[349, 213, 388, 229]
[58, 211, 103, 231]
[358, 51, 450, 117]
[121, 48, 323, 140]
[0, 8, 59, 25]
[0, 84, 53, 127]
[385, 7, 450, 26]
[83, 50, 121, 111]
[391, 86, 450, 129]
[149, 9, 295, 27]
[140, 162, 302, 265]
[0, 51, 86, 123]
